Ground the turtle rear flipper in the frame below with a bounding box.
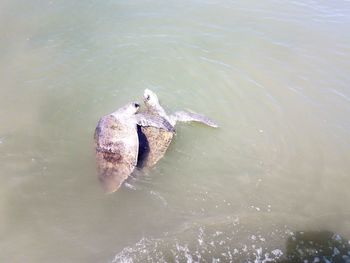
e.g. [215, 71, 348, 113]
[171, 110, 218, 128]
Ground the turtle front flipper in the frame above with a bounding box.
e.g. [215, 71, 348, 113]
[171, 110, 218, 128]
[135, 113, 175, 132]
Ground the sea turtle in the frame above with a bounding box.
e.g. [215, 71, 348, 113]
[137, 89, 218, 168]
[94, 102, 174, 193]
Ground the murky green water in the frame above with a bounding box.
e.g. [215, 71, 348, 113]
[1, 0, 350, 262]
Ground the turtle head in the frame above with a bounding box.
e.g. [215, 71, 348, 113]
[113, 102, 140, 117]
[127, 102, 140, 114]
[143, 89, 160, 108]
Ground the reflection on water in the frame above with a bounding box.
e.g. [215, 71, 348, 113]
[1, 0, 350, 262]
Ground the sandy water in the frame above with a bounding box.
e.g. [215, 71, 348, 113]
[1, 0, 350, 262]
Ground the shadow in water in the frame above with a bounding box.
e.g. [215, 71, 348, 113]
[112, 227, 350, 263]
[136, 126, 150, 168]
[136, 125, 149, 169]
[278, 231, 350, 263]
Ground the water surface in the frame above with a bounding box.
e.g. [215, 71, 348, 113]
[1, 0, 350, 262]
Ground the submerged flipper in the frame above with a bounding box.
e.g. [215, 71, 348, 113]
[170, 111, 218, 128]
[136, 113, 175, 132]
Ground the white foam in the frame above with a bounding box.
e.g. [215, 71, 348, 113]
[271, 249, 283, 257]
[150, 190, 168, 206]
